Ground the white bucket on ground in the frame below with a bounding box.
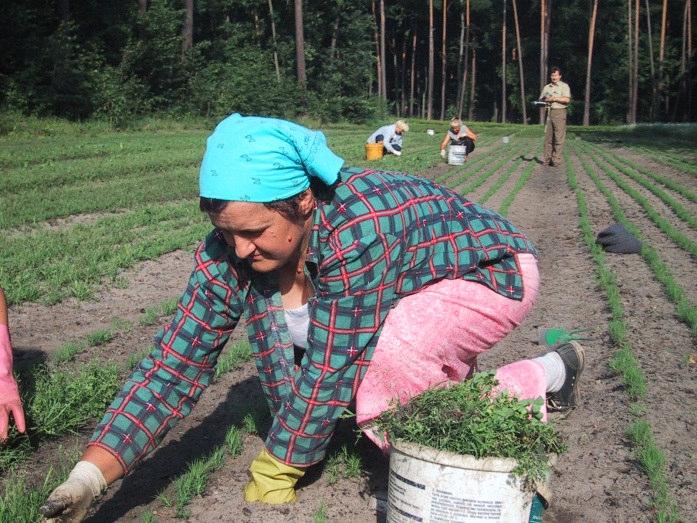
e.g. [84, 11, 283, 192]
[387, 441, 534, 523]
[448, 144, 467, 165]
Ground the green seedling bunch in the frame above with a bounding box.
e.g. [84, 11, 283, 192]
[28, 362, 121, 438]
[324, 445, 362, 485]
[168, 447, 226, 518]
[628, 421, 679, 523]
[214, 341, 253, 379]
[312, 502, 328, 523]
[0, 445, 80, 521]
[377, 372, 565, 481]
[139, 298, 180, 326]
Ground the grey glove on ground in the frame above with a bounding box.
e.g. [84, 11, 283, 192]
[41, 461, 107, 523]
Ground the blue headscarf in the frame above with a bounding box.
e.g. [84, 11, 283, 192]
[199, 113, 344, 202]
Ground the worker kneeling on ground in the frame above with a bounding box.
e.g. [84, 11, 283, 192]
[440, 117, 477, 159]
[366, 120, 409, 156]
[41, 113, 584, 521]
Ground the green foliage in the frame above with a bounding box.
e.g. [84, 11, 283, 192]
[224, 426, 244, 457]
[0, 453, 77, 523]
[377, 372, 565, 481]
[28, 362, 121, 438]
[313, 502, 328, 523]
[324, 445, 362, 485]
[627, 421, 680, 522]
[171, 447, 226, 518]
[214, 341, 253, 379]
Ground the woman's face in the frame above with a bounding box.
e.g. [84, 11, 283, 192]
[209, 193, 314, 273]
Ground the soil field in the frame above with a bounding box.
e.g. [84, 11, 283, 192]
[2, 123, 696, 522]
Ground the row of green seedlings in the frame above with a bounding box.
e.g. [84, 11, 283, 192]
[564, 149, 679, 522]
[2, 158, 201, 230]
[596, 145, 697, 204]
[1, 201, 209, 305]
[450, 142, 531, 196]
[436, 138, 527, 191]
[573, 146, 697, 340]
[577, 143, 697, 262]
[3, 136, 204, 193]
[634, 146, 697, 176]
[581, 142, 697, 232]
[1, 298, 178, 469]
[432, 135, 504, 187]
[0, 124, 207, 169]
[0, 338, 254, 522]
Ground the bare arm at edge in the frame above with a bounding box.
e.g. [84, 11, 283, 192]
[82, 446, 126, 484]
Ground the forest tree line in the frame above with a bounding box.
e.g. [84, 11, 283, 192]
[1, 0, 694, 126]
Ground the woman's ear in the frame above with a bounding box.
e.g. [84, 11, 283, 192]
[298, 189, 316, 218]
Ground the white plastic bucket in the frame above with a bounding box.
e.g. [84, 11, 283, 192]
[448, 144, 467, 165]
[387, 441, 534, 523]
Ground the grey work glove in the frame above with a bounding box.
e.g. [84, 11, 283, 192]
[40, 461, 107, 523]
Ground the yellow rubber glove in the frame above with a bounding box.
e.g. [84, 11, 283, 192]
[244, 448, 305, 504]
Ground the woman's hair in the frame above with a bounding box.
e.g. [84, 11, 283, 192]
[450, 117, 462, 127]
[199, 178, 334, 220]
[199, 193, 304, 220]
[395, 120, 409, 132]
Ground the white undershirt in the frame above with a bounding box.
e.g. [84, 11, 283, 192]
[284, 303, 310, 349]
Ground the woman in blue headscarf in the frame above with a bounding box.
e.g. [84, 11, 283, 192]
[41, 114, 582, 519]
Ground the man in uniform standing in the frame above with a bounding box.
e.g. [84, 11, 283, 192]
[539, 66, 571, 167]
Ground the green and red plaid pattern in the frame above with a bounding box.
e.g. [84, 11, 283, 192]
[89, 167, 536, 470]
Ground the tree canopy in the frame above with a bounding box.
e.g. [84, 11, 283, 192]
[1, 0, 694, 125]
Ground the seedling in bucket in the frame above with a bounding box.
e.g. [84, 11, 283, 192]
[377, 372, 565, 523]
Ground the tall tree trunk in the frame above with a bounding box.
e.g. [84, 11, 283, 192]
[441, 0, 448, 120]
[627, 0, 634, 122]
[456, 3, 465, 113]
[294, 0, 307, 91]
[392, 36, 398, 109]
[645, 0, 657, 119]
[468, 47, 476, 120]
[181, 0, 193, 60]
[59, 0, 70, 21]
[539, 0, 547, 123]
[329, 15, 340, 61]
[677, 0, 691, 120]
[458, 0, 471, 118]
[268, 0, 281, 83]
[401, 31, 409, 114]
[372, 1, 383, 98]
[137, 0, 148, 40]
[687, 0, 693, 118]
[659, 0, 668, 116]
[501, 0, 507, 123]
[428, 0, 435, 119]
[512, 0, 526, 124]
[380, 0, 387, 99]
[138, 0, 148, 15]
[632, 0, 640, 122]
[583, 0, 599, 126]
[410, 29, 417, 116]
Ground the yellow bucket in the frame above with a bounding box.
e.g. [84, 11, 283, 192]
[365, 142, 384, 160]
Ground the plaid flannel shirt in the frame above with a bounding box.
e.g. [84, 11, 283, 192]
[89, 167, 537, 470]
